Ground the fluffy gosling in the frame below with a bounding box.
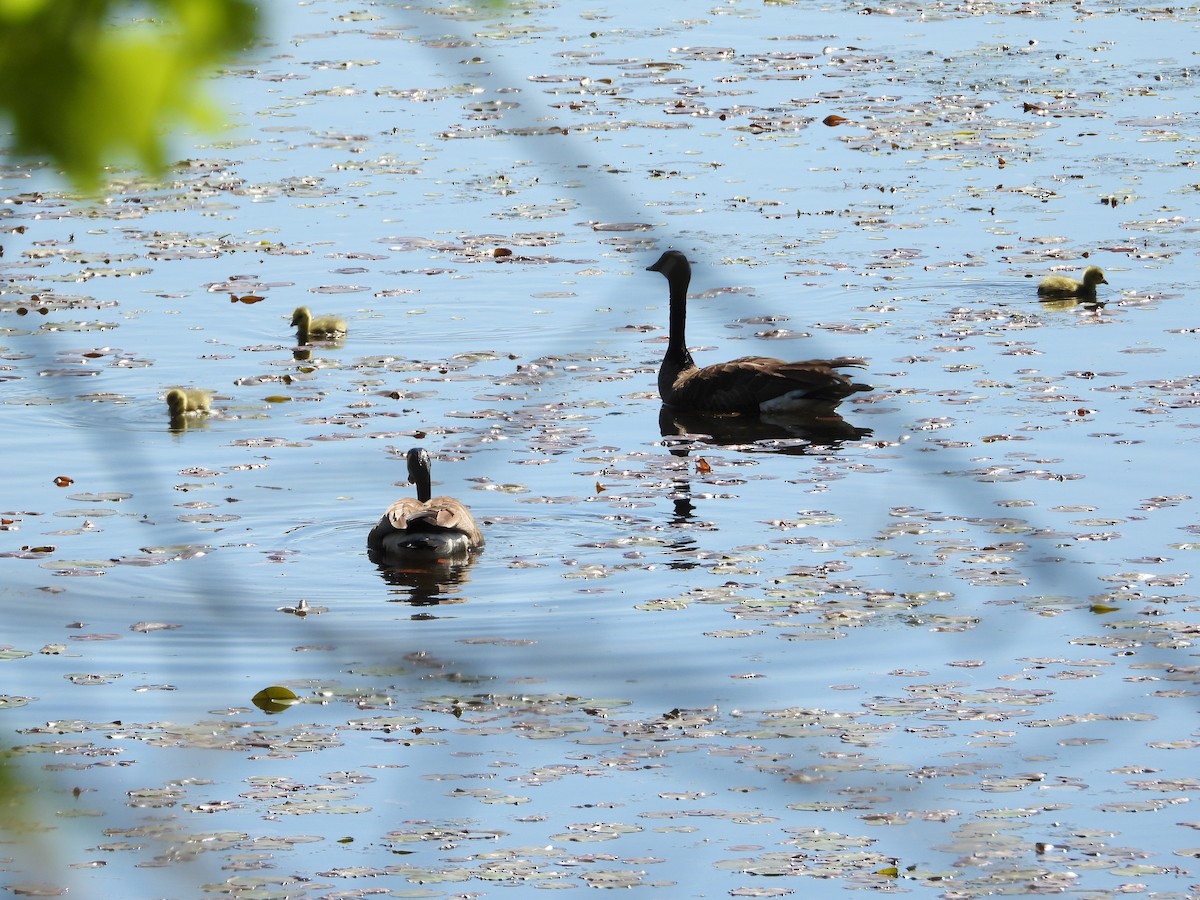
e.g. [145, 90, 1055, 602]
[1037, 266, 1108, 299]
[165, 387, 212, 418]
[291, 306, 347, 344]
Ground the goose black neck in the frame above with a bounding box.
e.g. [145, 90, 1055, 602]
[407, 447, 433, 503]
[657, 255, 695, 369]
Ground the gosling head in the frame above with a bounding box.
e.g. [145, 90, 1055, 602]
[1081, 266, 1108, 288]
[165, 388, 188, 418]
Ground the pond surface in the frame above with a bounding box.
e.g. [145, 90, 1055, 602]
[3, 1, 1200, 896]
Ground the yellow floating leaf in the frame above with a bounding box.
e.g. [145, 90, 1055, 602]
[252, 685, 300, 714]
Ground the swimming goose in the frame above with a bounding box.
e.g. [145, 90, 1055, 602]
[366, 447, 484, 560]
[165, 387, 212, 418]
[1037, 266, 1108, 298]
[646, 250, 871, 414]
[291, 306, 347, 344]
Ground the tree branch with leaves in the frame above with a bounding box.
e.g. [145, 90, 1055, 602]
[0, 0, 258, 190]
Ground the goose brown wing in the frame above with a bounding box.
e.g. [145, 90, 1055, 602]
[773, 357, 870, 399]
[669, 355, 869, 413]
[383, 497, 426, 529]
[366, 498, 427, 549]
[407, 497, 485, 546]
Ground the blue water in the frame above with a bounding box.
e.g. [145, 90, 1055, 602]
[3, 1, 1200, 897]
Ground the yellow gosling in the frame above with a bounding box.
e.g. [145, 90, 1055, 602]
[291, 306, 347, 343]
[1038, 266, 1108, 298]
[165, 387, 212, 418]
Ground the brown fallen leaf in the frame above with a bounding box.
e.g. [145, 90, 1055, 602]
[230, 294, 266, 304]
[54, 475, 74, 487]
[822, 114, 849, 127]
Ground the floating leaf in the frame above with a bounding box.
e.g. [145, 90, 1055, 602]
[252, 685, 301, 714]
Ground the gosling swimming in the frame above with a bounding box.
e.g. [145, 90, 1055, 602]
[165, 387, 212, 418]
[291, 306, 347, 344]
[1037, 266, 1108, 299]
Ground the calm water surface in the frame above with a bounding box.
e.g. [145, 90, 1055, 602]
[2, 1, 1200, 896]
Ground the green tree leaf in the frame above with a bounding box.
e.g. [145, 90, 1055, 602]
[0, 0, 258, 190]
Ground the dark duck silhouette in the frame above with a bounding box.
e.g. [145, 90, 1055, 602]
[367, 447, 484, 561]
[646, 250, 871, 415]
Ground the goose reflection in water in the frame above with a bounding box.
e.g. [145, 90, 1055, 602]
[372, 556, 475, 607]
[657, 405, 873, 546]
[659, 404, 872, 458]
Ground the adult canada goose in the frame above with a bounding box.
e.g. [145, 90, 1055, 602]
[165, 387, 212, 418]
[1037, 266, 1108, 299]
[366, 447, 484, 560]
[291, 306, 347, 344]
[646, 250, 871, 414]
